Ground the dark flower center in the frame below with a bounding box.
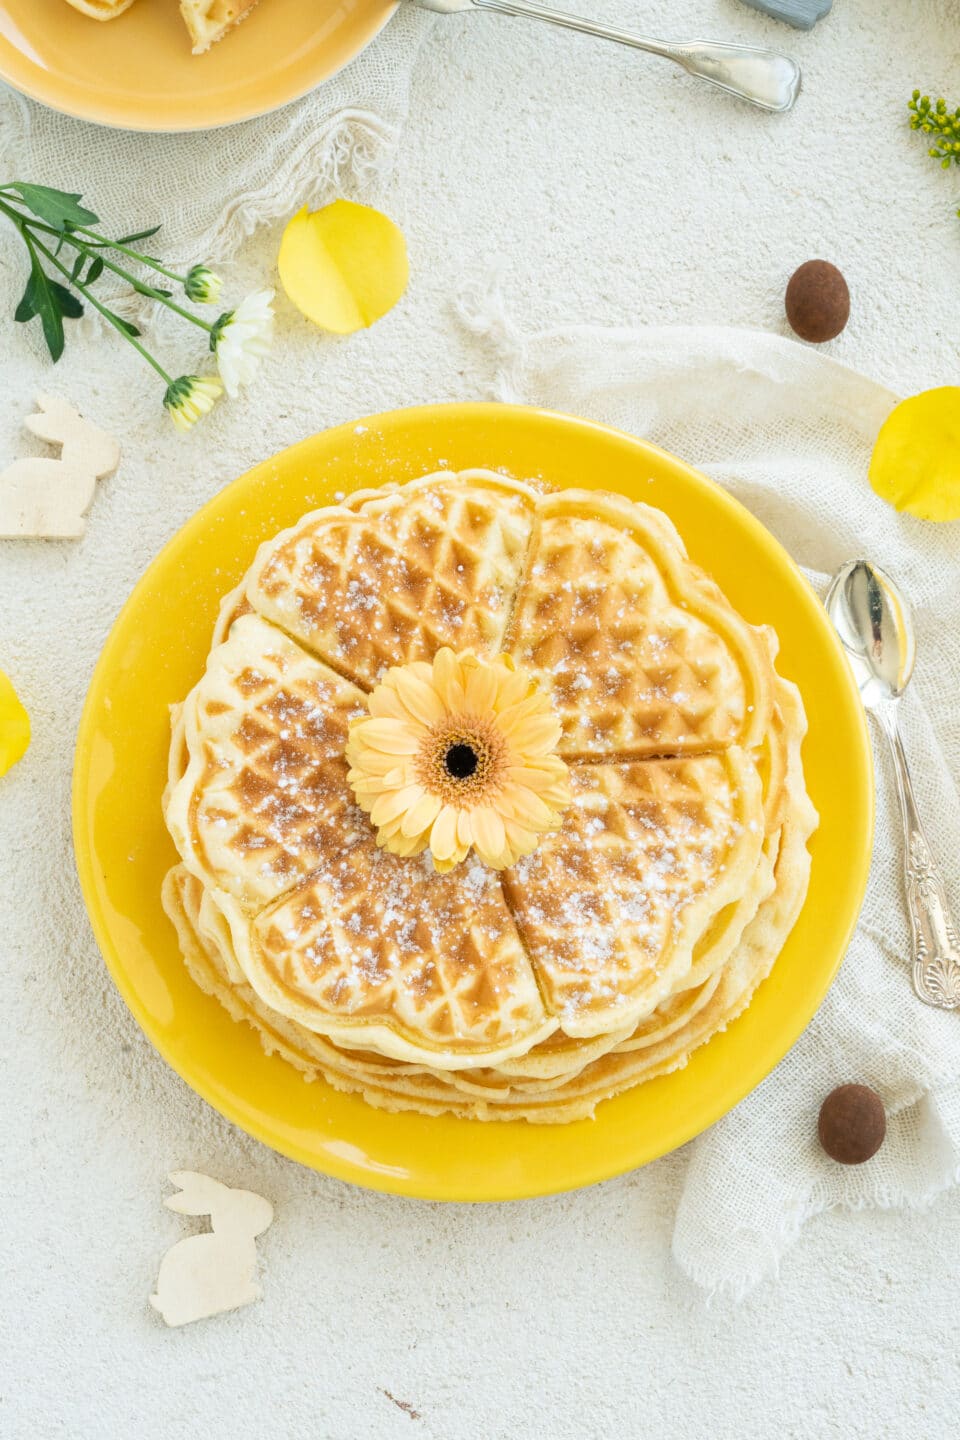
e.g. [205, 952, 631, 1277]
[444, 743, 479, 780]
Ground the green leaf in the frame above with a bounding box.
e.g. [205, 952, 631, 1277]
[113, 225, 162, 245]
[17, 262, 66, 362]
[14, 271, 38, 323]
[70, 251, 86, 282]
[9, 183, 99, 231]
[84, 256, 104, 285]
[50, 280, 84, 320]
[105, 310, 141, 339]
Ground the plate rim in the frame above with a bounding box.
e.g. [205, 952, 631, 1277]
[0, 2, 398, 133]
[72, 402, 875, 1200]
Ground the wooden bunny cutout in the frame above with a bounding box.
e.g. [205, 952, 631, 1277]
[150, 1171, 274, 1328]
[0, 394, 120, 539]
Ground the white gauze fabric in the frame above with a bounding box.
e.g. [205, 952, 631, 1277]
[0, 10, 432, 269]
[458, 295, 960, 1297]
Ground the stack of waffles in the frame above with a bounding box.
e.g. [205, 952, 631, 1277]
[162, 471, 817, 1122]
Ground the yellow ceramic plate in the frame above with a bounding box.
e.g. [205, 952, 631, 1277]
[73, 404, 873, 1201]
[0, 0, 395, 132]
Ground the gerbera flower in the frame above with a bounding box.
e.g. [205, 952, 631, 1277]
[211, 289, 275, 397]
[346, 649, 571, 872]
[163, 374, 223, 432]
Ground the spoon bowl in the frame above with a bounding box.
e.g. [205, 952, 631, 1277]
[825, 558, 916, 709]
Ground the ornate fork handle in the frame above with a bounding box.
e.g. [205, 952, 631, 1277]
[878, 705, 960, 1009]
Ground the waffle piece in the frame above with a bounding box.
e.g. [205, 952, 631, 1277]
[507, 490, 773, 757]
[180, 0, 260, 53]
[245, 472, 537, 690]
[233, 842, 555, 1067]
[164, 612, 369, 914]
[502, 747, 767, 1037]
[64, 0, 138, 17]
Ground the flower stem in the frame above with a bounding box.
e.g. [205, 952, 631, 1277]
[72, 226, 187, 285]
[67, 245, 213, 332]
[0, 197, 213, 333]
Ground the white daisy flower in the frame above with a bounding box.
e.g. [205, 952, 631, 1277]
[212, 289, 275, 398]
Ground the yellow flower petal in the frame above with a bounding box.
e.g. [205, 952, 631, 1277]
[395, 668, 448, 726]
[431, 648, 467, 712]
[370, 784, 425, 827]
[497, 694, 547, 736]
[378, 826, 427, 857]
[869, 388, 960, 521]
[345, 745, 403, 776]
[367, 685, 411, 721]
[506, 714, 563, 756]
[401, 790, 443, 838]
[433, 848, 469, 874]
[470, 805, 506, 861]
[0, 670, 30, 777]
[277, 200, 409, 335]
[491, 669, 533, 712]
[350, 718, 422, 755]
[464, 662, 499, 716]
[457, 809, 474, 847]
[429, 803, 459, 860]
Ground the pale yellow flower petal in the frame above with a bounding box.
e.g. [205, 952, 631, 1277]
[470, 805, 506, 862]
[430, 803, 459, 860]
[351, 718, 422, 755]
[367, 685, 411, 721]
[505, 714, 563, 756]
[491, 669, 533, 713]
[395, 668, 448, 726]
[401, 789, 443, 838]
[370, 784, 425, 827]
[464, 662, 499, 716]
[497, 694, 547, 736]
[432, 648, 467, 713]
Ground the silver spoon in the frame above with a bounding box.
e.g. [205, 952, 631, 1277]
[825, 558, 960, 1009]
[411, 0, 802, 113]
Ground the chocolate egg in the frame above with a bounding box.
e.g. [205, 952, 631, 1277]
[785, 260, 850, 343]
[818, 1084, 886, 1164]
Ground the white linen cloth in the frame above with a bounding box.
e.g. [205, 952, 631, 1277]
[0, 10, 432, 268]
[459, 298, 960, 1295]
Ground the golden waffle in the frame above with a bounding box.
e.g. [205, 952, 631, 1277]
[163, 470, 817, 1118]
[508, 490, 773, 757]
[245, 472, 537, 689]
[502, 748, 767, 1037]
[165, 613, 369, 914]
[235, 842, 555, 1067]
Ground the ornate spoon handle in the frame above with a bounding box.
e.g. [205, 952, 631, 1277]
[878, 705, 960, 1009]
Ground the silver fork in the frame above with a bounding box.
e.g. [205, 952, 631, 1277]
[409, 0, 802, 113]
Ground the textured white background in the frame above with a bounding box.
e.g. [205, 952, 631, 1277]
[2, 1, 960, 1436]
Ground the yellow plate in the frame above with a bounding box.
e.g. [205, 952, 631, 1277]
[0, 0, 395, 131]
[73, 404, 873, 1200]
